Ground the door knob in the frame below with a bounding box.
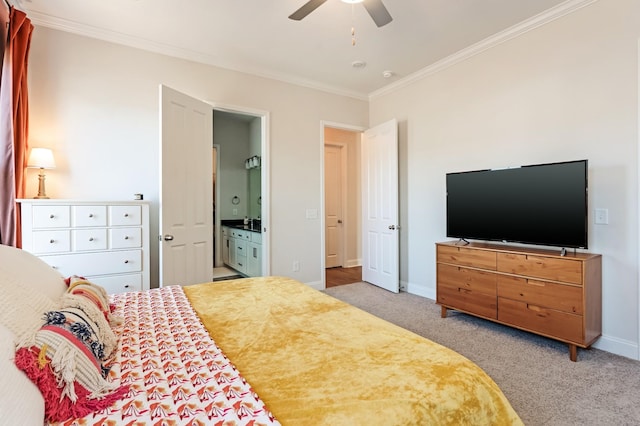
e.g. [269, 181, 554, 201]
[388, 225, 396, 230]
[163, 234, 174, 241]
[337, 220, 343, 224]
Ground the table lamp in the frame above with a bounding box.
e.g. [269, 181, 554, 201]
[27, 147, 56, 199]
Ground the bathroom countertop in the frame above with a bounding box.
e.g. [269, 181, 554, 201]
[222, 220, 262, 233]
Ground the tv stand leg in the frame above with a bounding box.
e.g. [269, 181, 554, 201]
[569, 344, 577, 362]
[441, 306, 448, 318]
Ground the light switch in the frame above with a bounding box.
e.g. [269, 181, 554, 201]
[595, 208, 608, 225]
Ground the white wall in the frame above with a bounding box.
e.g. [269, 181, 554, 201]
[370, 0, 640, 359]
[28, 27, 368, 288]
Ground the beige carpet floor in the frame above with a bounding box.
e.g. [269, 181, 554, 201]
[323, 282, 640, 425]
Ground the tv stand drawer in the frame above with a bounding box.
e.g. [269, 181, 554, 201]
[497, 252, 582, 284]
[438, 281, 497, 319]
[498, 298, 583, 344]
[497, 275, 582, 314]
[437, 245, 496, 270]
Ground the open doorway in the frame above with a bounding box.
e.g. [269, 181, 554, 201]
[323, 125, 363, 287]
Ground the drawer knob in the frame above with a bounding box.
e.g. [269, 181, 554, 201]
[124, 260, 130, 264]
[89, 213, 94, 218]
[124, 213, 129, 218]
[89, 237, 94, 242]
[49, 214, 55, 219]
[124, 236, 130, 240]
[49, 239, 55, 244]
[124, 284, 130, 288]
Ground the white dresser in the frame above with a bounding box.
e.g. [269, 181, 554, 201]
[18, 200, 150, 294]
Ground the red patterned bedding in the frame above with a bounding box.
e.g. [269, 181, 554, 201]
[51, 286, 279, 426]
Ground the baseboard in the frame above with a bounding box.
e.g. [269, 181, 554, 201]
[592, 335, 639, 360]
[306, 280, 324, 291]
[405, 281, 435, 300]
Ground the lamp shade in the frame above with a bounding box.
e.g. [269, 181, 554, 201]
[27, 148, 56, 169]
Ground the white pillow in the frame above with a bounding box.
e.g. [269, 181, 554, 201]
[0, 244, 67, 300]
[0, 244, 65, 341]
[0, 323, 45, 425]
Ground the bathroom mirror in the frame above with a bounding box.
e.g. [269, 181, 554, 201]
[248, 167, 261, 219]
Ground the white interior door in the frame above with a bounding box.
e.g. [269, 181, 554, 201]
[159, 85, 213, 286]
[361, 119, 399, 292]
[325, 144, 344, 268]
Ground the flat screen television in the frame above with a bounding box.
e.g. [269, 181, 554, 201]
[446, 159, 588, 249]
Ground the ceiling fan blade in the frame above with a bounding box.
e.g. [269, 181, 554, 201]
[289, 0, 329, 21]
[362, 0, 393, 27]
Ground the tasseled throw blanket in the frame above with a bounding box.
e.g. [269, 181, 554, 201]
[184, 276, 523, 425]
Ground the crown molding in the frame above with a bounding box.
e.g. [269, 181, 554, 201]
[369, 0, 598, 100]
[26, 0, 597, 103]
[26, 11, 370, 102]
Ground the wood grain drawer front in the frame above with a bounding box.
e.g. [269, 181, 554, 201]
[438, 280, 497, 319]
[39, 249, 142, 277]
[437, 245, 496, 270]
[32, 205, 70, 228]
[110, 227, 142, 249]
[32, 230, 71, 254]
[438, 263, 496, 296]
[73, 229, 108, 251]
[497, 253, 582, 284]
[73, 205, 107, 227]
[109, 205, 142, 226]
[498, 298, 583, 344]
[89, 273, 142, 294]
[497, 275, 583, 315]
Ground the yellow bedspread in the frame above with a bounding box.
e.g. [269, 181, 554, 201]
[184, 276, 523, 426]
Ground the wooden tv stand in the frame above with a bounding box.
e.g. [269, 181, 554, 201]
[436, 241, 602, 361]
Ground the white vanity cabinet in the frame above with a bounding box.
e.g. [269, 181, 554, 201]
[222, 225, 261, 277]
[18, 200, 150, 294]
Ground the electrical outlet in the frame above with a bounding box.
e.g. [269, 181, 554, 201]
[292, 260, 300, 272]
[233, 208, 238, 216]
[595, 208, 609, 225]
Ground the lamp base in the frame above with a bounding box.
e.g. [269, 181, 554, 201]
[34, 169, 49, 199]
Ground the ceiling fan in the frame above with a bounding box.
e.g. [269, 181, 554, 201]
[289, 0, 393, 28]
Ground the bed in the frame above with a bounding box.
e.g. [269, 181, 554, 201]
[0, 244, 523, 425]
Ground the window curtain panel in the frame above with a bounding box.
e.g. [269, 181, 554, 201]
[0, 5, 33, 247]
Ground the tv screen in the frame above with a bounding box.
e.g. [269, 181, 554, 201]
[446, 159, 588, 249]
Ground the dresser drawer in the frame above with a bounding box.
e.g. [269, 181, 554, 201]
[39, 249, 142, 277]
[498, 297, 583, 344]
[73, 205, 107, 227]
[437, 263, 496, 297]
[437, 245, 497, 270]
[89, 273, 142, 294]
[31, 230, 71, 254]
[497, 275, 583, 314]
[110, 227, 142, 249]
[437, 281, 497, 319]
[109, 205, 142, 226]
[32, 205, 70, 229]
[497, 252, 582, 284]
[73, 229, 108, 251]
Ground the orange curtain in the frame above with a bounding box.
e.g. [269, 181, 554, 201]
[0, 5, 32, 247]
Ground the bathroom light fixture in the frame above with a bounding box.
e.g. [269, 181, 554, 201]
[27, 147, 56, 199]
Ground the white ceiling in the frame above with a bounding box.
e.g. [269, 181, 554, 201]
[18, 0, 588, 99]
